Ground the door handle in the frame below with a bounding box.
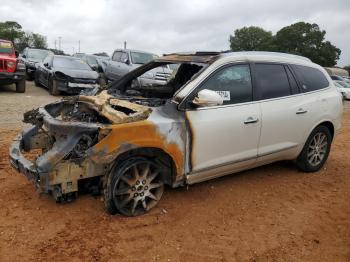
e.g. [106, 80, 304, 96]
[296, 108, 308, 114]
[244, 117, 259, 124]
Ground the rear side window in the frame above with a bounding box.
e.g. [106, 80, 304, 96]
[254, 64, 291, 100]
[291, 65, 329, 92]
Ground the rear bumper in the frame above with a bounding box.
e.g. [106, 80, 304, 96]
[0, 71, 25, 84]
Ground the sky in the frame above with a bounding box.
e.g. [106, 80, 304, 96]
[1, 0, 350, 66]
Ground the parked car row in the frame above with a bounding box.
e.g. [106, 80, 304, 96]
[331, 75, 350, 100]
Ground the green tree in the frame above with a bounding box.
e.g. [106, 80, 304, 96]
[0, 21, 48, 52]
[0, 21, 24, 42]
[229, 26, 275, 51]
[275, 22, 340, 66]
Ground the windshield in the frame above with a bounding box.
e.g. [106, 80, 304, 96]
[130, 52, 156, 64]
[107, 61, 206, 106]
[85, 55, 98, 65]
[27, 49, 51, 60]
[53, 57, 92, 70]
[0, 41, 13, 54]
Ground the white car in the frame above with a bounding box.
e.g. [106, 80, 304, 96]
[10, 51, 343, 216]
[334, 80, 350, 100]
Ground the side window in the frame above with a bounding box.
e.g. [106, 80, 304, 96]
[254, 64, 291, 100]
[291, 65, 329, 92]
[285, 66, 299, 94]
[120, 52, 128, 62]
[198, 64, 252, 105]
[112, 51, 122, 62]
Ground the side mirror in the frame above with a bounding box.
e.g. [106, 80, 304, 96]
[15, 51, 19, 58]
[123, 58, 130, 65]
[192, 89, 224, 107]
[43, 62, 50, 68]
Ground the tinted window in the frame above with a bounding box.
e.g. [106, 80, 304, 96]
[255, 64, 291, 100]
[112, 51, 122, 61]
[199, 64, 252, 105]
[53, 57, 91, 70]
[285, 66, 299, 94]
[291, 65, 329, 92]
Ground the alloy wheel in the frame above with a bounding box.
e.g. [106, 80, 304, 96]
[113, 161, 164, 216]
[307, 132, 328, 167]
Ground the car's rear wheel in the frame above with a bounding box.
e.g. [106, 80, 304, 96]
[48, 78, 60, 96]
[15, 79, 26, 93]
[296, 125, 332, 172]
[105, 157, 164, 216]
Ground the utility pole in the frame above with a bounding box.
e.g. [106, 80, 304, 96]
[124, 41, 127, 49]
[58, 36, 62, 51]
[54, 40, 57, 50]
[78, 40, 80, 53]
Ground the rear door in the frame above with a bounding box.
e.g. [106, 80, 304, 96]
[253, 63, 310, 161]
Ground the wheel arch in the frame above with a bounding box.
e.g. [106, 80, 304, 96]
[315, 121, 335, 140]
[111, 147, 178, 186]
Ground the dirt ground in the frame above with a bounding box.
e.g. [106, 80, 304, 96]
[0, 82, 349, 262]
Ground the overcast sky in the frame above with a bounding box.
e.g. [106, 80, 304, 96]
[1, 0, 350, 65]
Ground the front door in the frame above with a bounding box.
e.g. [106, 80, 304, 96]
[185, 64, 261, 183]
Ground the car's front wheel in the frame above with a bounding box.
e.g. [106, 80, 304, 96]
[296, 125, 332, 172]
[48, 78, 60, 96]
[105, 157, 164, 216]
[15, 78, 26, 93]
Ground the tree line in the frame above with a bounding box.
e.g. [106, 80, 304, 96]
[0, 21, 64, 55]
[229, 22, 342, 67]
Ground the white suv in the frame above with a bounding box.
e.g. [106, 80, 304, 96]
[10, 51, 343, 216]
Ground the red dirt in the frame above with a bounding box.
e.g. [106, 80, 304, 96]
[0, 84, 349, 261]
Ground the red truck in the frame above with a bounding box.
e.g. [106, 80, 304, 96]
[0, 39, 26, 92]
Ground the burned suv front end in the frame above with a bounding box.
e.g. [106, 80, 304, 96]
[9, 92, 153, 201]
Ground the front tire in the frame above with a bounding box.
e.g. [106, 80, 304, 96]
[105, 157, 164, 216]
[48, 78, 60, 96]
[34, 71, 41, 87]
[296, 125, 332, 172]
[15, 79, 26, 93]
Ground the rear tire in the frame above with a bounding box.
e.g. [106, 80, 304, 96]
[48, 78, 60, 96]
[15, 79, 26, 93]
[296, 125, 332, 172]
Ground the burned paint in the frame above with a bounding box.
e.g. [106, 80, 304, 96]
[92, 119, 185, 178]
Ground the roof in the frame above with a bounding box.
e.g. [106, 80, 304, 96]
[156, 51, 313, 65]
